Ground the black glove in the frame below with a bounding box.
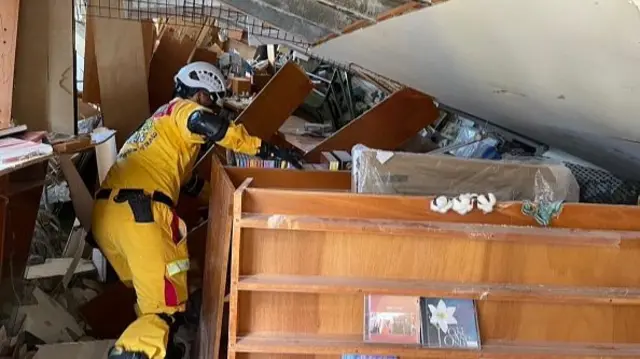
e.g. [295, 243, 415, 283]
[257, 142, 303, 169]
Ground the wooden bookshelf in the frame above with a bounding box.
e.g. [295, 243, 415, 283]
[219, 173, 640, 359]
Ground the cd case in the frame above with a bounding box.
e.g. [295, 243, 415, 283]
[364, 295, 421, 344]
[420, 298, 480, 349]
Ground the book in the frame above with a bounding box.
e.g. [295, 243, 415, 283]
[364, 295, 421, 344]
[332, 150, 352, 170]
[320, 151, 340, 171]
[420, 298, 480, 349]
[226, 149, 294, 169]
[342, 356, 397, 359]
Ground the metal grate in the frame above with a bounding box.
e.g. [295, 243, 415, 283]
[80, 0, 311, 46]
[564, 162, 640, 205]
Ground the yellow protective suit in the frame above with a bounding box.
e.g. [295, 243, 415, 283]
[92, 98, 261, 359]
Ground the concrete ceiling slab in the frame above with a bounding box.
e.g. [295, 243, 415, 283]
[312, 0, 640, 178]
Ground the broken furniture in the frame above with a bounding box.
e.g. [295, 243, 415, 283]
[303, 87, 440, 162]
[0, 137, 50, 295]
[219, 168, 640, 359]
[198, 159, 350, 359]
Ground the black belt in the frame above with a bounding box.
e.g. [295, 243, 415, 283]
[88, 188, 175, 250]
[96, 188, 174, 224]
[96, 188, 175, 208]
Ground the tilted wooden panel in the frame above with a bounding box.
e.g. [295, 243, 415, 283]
[304, 88, 439, 162]
[82, 16, 100, 104]
[235, 62, 313, 140]
[198, 156, 235, 359]
[93, 13, 150, 147]
[0, 0, 20, 130]
[148, 26, 197, 112]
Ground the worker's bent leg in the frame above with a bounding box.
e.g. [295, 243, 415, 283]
[92, 200, 134, 283]
[113, 202, 190, 359]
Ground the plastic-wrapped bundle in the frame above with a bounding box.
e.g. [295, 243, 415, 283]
[351, 145, 580, 202]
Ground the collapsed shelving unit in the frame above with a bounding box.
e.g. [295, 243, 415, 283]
[203, 159, 640, 359]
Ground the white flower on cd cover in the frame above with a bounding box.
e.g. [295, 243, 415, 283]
[428, 299, 458, 333]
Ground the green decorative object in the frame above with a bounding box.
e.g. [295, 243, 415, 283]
[521, 200, 564, 226]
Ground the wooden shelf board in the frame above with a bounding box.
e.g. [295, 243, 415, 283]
[239, 214, 638, 247]
[233, 333, 640, 358]
[240, 188, 640, 232]
[236, 274, 640, 305]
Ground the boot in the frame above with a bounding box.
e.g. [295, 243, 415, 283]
[108, 347, 149, 359]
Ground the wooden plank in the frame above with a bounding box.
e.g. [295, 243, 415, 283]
[0, 0, 20, 130]
[92, 11, 150, 146]
[25, 258, 95, 279]
[228, 178, 252, 359]
[13, 0, 74, 133]
[48, 0, 75, 134]
[304, 88, 439, 162]
[224, 167, 350, 190]
[12, 0, 48, 132]
[141, 20, 155, 78]
[148, 25, 198, 112]
[238, 214, 636, 247]
[197, 156, 235, 359]
[189, 47, 218, 64]
[83, 19, 154, 105]
[235, 62, 313, 140]
[241, 188, 640, 231]
[82, 16, 100, 104]
[237, 274, 640, 305]
[33, 340, 114, 359]
[233, 333, 640, 358]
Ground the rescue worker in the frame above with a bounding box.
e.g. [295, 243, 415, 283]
[91, 62, 300, 359]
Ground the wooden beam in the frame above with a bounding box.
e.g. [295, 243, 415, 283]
[92, 10, 150, 146]
[235, 62, 313, 140]
[0, 0, 20, 130]
[304, 87, 438, 162]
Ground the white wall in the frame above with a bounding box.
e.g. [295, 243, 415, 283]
[313, 0, 640, 178]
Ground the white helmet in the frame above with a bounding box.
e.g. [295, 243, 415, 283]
[174, 62, 227, 104]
